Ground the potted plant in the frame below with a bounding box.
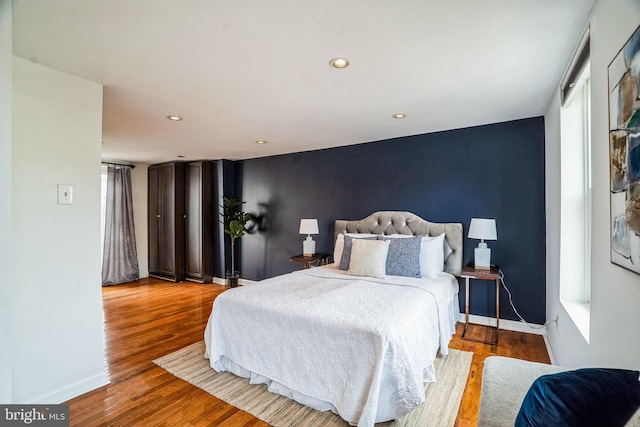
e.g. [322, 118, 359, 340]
[220, 196, 253, 287]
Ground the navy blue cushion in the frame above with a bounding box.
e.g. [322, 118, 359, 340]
[377, 236, 422, 278]
[515, 368, 640, 427]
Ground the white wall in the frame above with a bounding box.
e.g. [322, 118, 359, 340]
[131, 163, 149, 278]
[12, 56, 108, 402]
[0, 0, 13, 403]
[545, 0, 640, 369]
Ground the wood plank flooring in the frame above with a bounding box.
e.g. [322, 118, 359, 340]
[66, 277, 550, 426]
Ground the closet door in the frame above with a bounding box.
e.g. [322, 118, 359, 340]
[159, 163, 176, 276]
[185, 161, 213, 283]
[148, 166, 161, 274]
[148, 162, 185, 282]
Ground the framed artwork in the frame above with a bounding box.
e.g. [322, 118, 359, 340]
[609, 24, 640, 274]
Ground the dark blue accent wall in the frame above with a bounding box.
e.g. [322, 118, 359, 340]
[236, 117, 546, 324]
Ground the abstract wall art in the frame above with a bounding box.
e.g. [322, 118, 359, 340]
[609, 24, 640, 274]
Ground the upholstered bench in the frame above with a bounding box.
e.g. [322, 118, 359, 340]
[478, 356, 640, 427]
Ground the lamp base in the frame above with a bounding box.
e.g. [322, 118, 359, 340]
[474, 243, 491, 270]
[303, 236, 316, 257]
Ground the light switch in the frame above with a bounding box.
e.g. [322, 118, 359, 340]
[57, 184, 73, 205]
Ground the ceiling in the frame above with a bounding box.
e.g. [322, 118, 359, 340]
[12, 0, 595, 164]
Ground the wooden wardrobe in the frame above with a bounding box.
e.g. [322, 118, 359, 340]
[184, 161, 214, 283]
[148, 162, 186, 281]
[148, 161, 214, 283]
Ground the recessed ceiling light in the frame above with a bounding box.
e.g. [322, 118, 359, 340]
[392, 113, 406, 119]
[166, 115, 183, 121]
[330, 57, 350, 69]
[256, 140, 267, 145]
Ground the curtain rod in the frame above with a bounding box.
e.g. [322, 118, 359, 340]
[102, 161, 135, 169]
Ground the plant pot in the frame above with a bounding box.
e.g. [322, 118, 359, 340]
[226, 271, 240, 288]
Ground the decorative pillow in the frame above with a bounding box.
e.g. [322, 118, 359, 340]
[333, 233, 345, 265]
[379, 233, 452, 272]
[347, 239, 390, 279]
[515, 368, 640, 427]
[420, 233, 445, 278]
[378, 236, 422, 277]
[339, 235, 379, 270]
[333, 233, 379, 267]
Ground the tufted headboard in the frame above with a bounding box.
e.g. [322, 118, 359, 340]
[334, 211, 463, 276]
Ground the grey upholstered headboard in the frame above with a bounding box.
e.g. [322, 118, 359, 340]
[334, 211, 463, 276]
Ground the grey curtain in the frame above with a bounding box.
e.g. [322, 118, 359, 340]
[102, 165, 139, 285]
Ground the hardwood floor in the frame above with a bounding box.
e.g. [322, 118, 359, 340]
[66, 277, 550, 426]
[450, 324, 550, 427]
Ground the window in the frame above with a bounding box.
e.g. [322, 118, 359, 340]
[559, 31, 591, 341]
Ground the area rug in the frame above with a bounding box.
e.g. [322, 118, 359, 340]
[154, 341, 473, 427]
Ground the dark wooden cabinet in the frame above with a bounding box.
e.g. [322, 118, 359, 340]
[148, 162, 185, 281]
[185, 161, 214, 283]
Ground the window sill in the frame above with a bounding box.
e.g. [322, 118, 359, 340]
[561, 300, 590, 343]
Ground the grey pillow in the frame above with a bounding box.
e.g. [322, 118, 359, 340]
[339, 235, 379, 270]
[378, 236, 422, 277]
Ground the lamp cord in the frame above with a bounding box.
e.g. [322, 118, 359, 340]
[498, 269, 554, 330]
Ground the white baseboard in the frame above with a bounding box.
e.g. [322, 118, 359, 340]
[27, 372, 109, 404]
[457, 313, 546, 335]
[542, 330, 559, 366]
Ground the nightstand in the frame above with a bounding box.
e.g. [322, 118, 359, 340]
[460, 264, 501, 345]
[289, 253, 330, 269]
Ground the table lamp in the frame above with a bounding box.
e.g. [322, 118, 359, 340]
[468, 218, 497, 270]
[299, 219, 319, 256]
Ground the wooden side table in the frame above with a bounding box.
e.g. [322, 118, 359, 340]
[289, 253, 330, 269]
[460, 264, 501, 345]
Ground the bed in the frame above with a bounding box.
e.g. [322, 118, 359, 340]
[204, 211, 463, 427]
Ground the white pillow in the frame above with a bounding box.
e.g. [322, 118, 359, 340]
[333, 233, 345, 265]
[348, 239, 390, 278]
[420, 233, 445, 278]
[333, 233, 380, 265]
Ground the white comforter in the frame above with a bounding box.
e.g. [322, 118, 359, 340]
[204, 266, 459, 427]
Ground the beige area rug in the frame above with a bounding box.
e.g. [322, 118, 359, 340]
[154, 342, 473, 427]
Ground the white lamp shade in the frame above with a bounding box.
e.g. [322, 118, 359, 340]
[299, 219, 319, 235]
[468, 218, 497, 241]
